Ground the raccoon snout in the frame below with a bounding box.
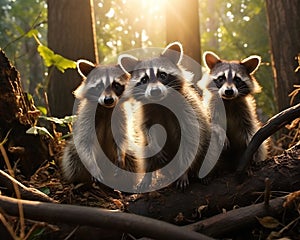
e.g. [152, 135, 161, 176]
[150, 88, 162, 97]
[102, 96, 115, 107]
[224, 89, 234, 96]
[219, 85, 238, 99]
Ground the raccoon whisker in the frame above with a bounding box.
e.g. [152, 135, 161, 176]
[166, 83, 182, 89]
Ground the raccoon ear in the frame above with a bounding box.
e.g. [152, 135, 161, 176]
[241, 55, 261, 74]
[161, 41, 183, 65]
[77, 59, 95, 78]
[203, 51, 221, 70]
[118, 54, 139, 74]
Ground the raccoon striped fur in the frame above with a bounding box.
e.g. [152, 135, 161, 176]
[200, 51, 268, 175]
[118, 42, 211, 189]
[61, 60, 134, 183]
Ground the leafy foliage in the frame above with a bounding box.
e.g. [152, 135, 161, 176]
[0, 0, 275, 117]
[0, 0, 47, 95]
[26, 126, 53, 138]
[37, 45, 76, 73]
[94, 0, 166, 63]
[39, 115, 77, 126]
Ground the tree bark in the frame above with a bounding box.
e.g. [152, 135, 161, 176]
[265, 0, 300, 111]
[0, 49, 48, 177]
[165, 0, 202, 82]
[47, 0, 98, 117]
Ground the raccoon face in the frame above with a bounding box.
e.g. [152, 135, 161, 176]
[118, 42, 186, 101]
[75, 60, 129, 108]
[203, 51, 261, 100]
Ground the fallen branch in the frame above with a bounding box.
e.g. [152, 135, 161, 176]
[128, 145, 300, 224]
[0, 170, 55, 203]
[183, 195, 287, 238]
[0, 195, 214, 240]
[237, 103, 300, 175]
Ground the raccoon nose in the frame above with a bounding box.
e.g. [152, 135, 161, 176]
[150, 88, 162, 97]
[224, 89, 234, 96]
[104, 96, 114, 105]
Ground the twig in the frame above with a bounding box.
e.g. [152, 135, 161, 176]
[0, 145, 25, 239]
[63, 225, 80, 240]
[264, 178, 271, 206]
[0, 213, 18, 240]
[3, 10, 45, 51]
[0, 170, 56, 203]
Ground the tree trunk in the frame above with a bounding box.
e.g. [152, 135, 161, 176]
[265, 0, 300, 112]
[165, 0, 202, 82]
[47, 0, 98, 117]
[0, 49, 48, 177]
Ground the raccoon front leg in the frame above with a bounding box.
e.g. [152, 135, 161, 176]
[61, 140, 92, 183]
[113, 146, 126, 177]
[137, 173, 153, 192]
[116, 147, 126, 168]
[210, 93, 229, 149]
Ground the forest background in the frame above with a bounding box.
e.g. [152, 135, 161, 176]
[0, 0, 299, 125]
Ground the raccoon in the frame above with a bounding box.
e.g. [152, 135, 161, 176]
[118, 42, 211, 189]
[200, 51, 268, 174]
[61, 60, 133, 183]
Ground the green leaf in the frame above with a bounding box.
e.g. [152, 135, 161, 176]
[37, 45, 55, 67]
[39, 115, 77, 125]
[27, 93, 33, 102]
[39, 116, 64, 125]
[26, 29, 39, 38]
[52, 54, 76, 73]
[39, 187, 51, 195]
[63, 115, 77, 124]
[26, 126, 53, 139]
[37, 44, 76, 73]
[36, 106, 47, 116]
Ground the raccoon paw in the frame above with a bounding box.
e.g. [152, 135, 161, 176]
[137, 174, 152, 192]
[200, 175, 212, 185]
[176, 173, 189, 190]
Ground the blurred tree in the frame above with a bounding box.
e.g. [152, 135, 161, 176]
[199, 0, 274, 118]
[165, 0, 201, 64]
[265, 0, 300, 111]
[1, 0, 275, 119]
[93, 0, 166, 63]
[47, 0, 98, 117]
[0, 0, 47, 97]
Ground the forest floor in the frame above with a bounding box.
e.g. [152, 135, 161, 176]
[1, 135, 298, 240]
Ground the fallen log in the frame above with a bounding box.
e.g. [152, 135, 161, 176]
[183, 196, 287, 238]
[0, 195, 214, 240]
[127, 144, 300, 224]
